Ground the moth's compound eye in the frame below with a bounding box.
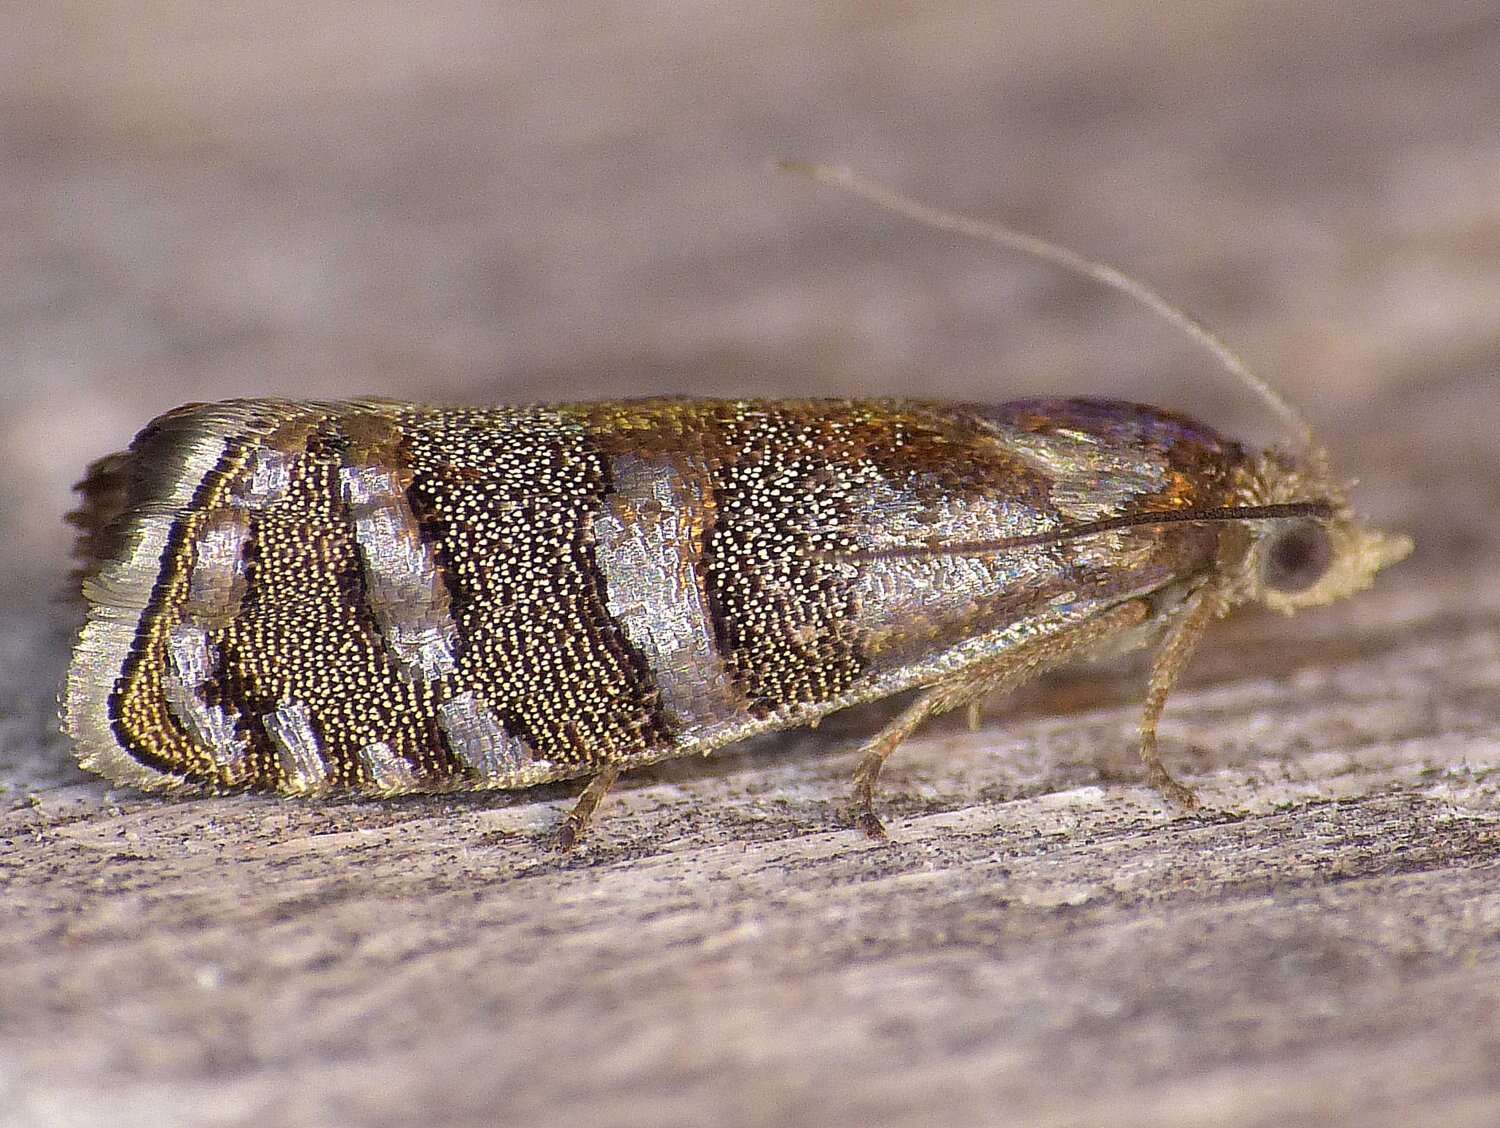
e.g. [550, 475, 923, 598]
[1262, 520, 1333, 593]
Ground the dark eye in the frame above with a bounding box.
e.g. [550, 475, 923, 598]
[1262, 521, 1333, 593]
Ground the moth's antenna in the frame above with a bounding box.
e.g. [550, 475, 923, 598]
[775, 160, 1318, 453]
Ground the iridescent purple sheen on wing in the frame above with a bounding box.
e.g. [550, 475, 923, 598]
[980, 398, 1238, 456]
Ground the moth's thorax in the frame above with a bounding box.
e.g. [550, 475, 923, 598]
[62, 397, 1308, 798]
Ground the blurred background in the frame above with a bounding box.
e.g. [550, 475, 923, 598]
[4, 0, 1496, 606]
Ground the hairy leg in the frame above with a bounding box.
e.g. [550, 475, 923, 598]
[1138, 587, 1224, 809]
[552, 764, 623, 851]
[851, 599, 1152, 839]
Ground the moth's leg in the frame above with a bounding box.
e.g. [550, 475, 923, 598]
[851, 690, 945, 839]
[851, 599, 1153, 840]
[1138, 588, 1224, 809]
[552, 763, 623, 851]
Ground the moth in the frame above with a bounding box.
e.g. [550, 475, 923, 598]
[62, 164, 1412, 846]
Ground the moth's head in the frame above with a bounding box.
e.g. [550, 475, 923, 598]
[1240, 446, 1413, 615]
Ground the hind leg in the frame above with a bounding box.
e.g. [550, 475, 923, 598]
[552, 764, 622, 851]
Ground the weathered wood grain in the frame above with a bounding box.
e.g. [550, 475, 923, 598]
[2, 2, 1498, 1126]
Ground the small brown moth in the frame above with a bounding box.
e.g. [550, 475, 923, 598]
[63, 164, 1412, 846]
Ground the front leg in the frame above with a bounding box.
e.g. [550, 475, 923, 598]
[1137, 586, 1226, 810]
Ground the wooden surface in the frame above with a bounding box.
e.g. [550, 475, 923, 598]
[2, 3, 1498, 1126]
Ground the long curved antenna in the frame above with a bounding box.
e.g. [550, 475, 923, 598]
[832, 500, 1334, 563]
[775, 160, 1317, 451]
